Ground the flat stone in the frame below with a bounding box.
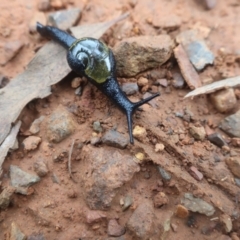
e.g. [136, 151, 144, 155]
[29, 11, 47, 33]
[181, 193, 215, 216]
[85, 210, 107, 224]
[174, 44, 202, 89]
[33, 159, 48, 177]
[127, 201, 154, 239]
[102, 130, 129, 149]
[10, 165, 40, 190]
[208, 132, 228, 148]
[219, 110, 240, 138]
[114, 35, 173, 77]
[22, 136, 41, 151]
[81, 145, 140, 210]
[189, 166, 203, 181]
[46, 105, 76, 143]
[121, 83, 139, 95]
[185, 40, 214, 71]
[152, 14, 181, 29]
[153, 192, 169, 208]
[225, 157, 240, 178]
[108, 219, 126, 237]
[29, 116, 45, 134]
[210, 88, 237, 113]
[0, 40, 24, 66]
[9, 222, 26, 240]
[133, 125, 147, 142]
[48, 8, 81, 31]
[0, 186, 15, 210]
[175, 204, 189, 218]
[189, 124, 206, 141]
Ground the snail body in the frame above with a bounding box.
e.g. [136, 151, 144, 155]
[37, 23, 160, 144]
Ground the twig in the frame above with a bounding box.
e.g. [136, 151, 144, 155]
[68, 139, 77, 183]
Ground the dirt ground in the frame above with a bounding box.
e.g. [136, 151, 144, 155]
[0, 0, 240, 239]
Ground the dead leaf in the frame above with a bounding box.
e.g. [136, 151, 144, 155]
[0, 121, 21, 175]
[0, 13, 128, 146]
[184, 75, 240, 98]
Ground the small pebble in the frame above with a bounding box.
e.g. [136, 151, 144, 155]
[133, 125, 147, 142]
[189, 124, 206, 141]
[93, 121, 103, 133]
[153, 192, 169, 208]
[171, 223, 178, 232]
[102, 130, 129, 149]
[107, 219, 126, 237]
[207, 132, 227, 148]
[33, 159, 48, 177]
[175, 204, 189, 218]
[75, 86, 82, 95]
[29, 116, 45, 134]
[122, 195, 133, 211]
[225, 157, 240, 178]
[121, 82, 139, 95]
[157, 166, 171, 181]
[155, 143, 165, 152]
[189, 166, 203, 181]
[157, 78, 168, 87]
[22, 136, 41, 151]
[220, 214, 232, 233]
[71, 77, 82, 88]
[210, 88, 237, 113]
[135, 152, 145, 162]
[172, 72, 185, 89]
[137, 77, 148, 87]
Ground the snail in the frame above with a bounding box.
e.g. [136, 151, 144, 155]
[36, 23, 160, 144]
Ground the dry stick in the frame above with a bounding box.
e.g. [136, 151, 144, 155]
[68, 139, 77, 183]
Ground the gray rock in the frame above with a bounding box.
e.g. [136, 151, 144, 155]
[9, 222, 26, 240]
[85, 210, 107, 224]
[27, 233, 46, 240]
[48, 8, 81, 31]
[207, 132, 227, 148]
[93, 121, 103, 133]
[0, 186, 15, 210]
[121, 82, 139, 95]
[114, 35, 173, 77]
[102, 130, 129, 149]
[204, 0, 217, 10]
[0, 40, 24, 66]
[10, 165, 40, 191]
[219, 110, 240, 138]
[80, 145, 140, 210]
[172, 72, 185, 89]
[127, 201, 154, 239]
[157, 166, 171, 181]
[181, 193, 215, 216]
[108, 219, 126, 237]
[33, 159, 48, 177]
[46, 105, 76, 143]
[185, 40, 214, 71]
[29, 116, 45, 134]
